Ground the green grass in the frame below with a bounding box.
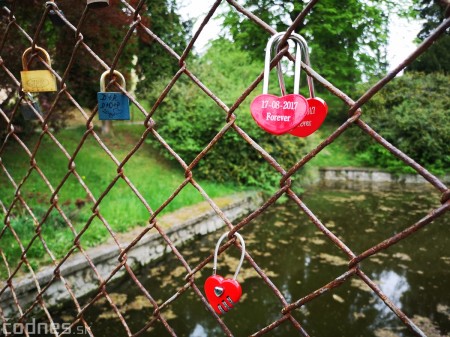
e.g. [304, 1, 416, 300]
[0, 124, 243, 277]
[0, 121, 367, 278]
[271, 123, 367, 191]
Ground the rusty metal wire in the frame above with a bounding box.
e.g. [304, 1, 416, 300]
[0, 0, 449, 336]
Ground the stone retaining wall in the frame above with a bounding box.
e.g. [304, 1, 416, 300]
[319, 167, 449, 184]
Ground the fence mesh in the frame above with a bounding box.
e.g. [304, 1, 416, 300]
[0, 0, 449, 336]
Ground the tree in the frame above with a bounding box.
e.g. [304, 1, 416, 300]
[133, 0, 192, 96]
[148, 39, 307, 189]
[1, 1, 137, 107]
[0, 0, 190, 135]
[407, 0, 450, 73]
[221, 0, 392, 85]
[350, 72, 450, 175]
[221, 0, 406, 119]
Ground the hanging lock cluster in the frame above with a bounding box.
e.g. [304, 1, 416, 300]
[18, 45, 131, 121]
[204, 232, 246, 315]
[250, 32, 328, 137]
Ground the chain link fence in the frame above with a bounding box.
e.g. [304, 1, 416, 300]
[0, 0, 449, 336]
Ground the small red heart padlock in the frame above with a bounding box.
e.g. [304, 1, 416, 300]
[290, 97, 328, 137]
[273, 34, 328, 138]
[204, 232, 246, 315]
[250, 33, 309, 135]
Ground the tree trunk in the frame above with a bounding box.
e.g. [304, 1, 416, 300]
[101, 120, 112, 135]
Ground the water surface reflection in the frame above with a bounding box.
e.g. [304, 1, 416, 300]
[63, 182, 449, 336]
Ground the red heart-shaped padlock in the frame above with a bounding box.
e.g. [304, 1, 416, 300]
[250, 94, 308, 135]
[204, 275, 242, 315]
[289, 97, 328, 137]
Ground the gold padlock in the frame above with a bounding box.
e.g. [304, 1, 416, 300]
[20, 46, 57, 93]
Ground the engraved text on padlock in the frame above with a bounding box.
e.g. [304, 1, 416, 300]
[282, 34, 328, 138]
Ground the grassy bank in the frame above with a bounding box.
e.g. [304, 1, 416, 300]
[0, 124, 242, 276]
[0, 121, 367, 277]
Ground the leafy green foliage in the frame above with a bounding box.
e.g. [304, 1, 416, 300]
[351, 72, 449, 175]
[413, 0, 449, 39]
[407, 0, 449, 74]
[148, 39, 307, 189]
[134, 0, 192, 95]
[0, 125, 240, 278]
[408, 35, 450, 74]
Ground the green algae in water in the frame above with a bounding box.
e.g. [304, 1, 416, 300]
[51, 183, 449, 337]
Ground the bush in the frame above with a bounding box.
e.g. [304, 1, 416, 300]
[351, 72, 449, 175]
[145, 39, 307, 189]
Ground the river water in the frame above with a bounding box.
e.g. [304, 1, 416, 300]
[56, 182, 449, 336]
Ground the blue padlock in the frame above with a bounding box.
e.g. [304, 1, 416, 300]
[97, 70, 130, 121]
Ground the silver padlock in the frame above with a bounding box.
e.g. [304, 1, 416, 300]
[20, 93, 43, 120]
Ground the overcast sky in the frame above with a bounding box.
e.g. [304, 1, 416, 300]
[179, 0, 423, 71]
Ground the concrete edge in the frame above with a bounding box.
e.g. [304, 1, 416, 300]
[319, 167, 450, 184]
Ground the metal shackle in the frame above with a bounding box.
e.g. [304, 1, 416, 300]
[270, 33, 303, 96]
[274, 33, 315, 98]
[262, 32, 302, 95]
[99, 70, 126, 92]
[23, 92, 37, 103]
[213, 232, 246, 281]
[22, 46, 52, 71]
